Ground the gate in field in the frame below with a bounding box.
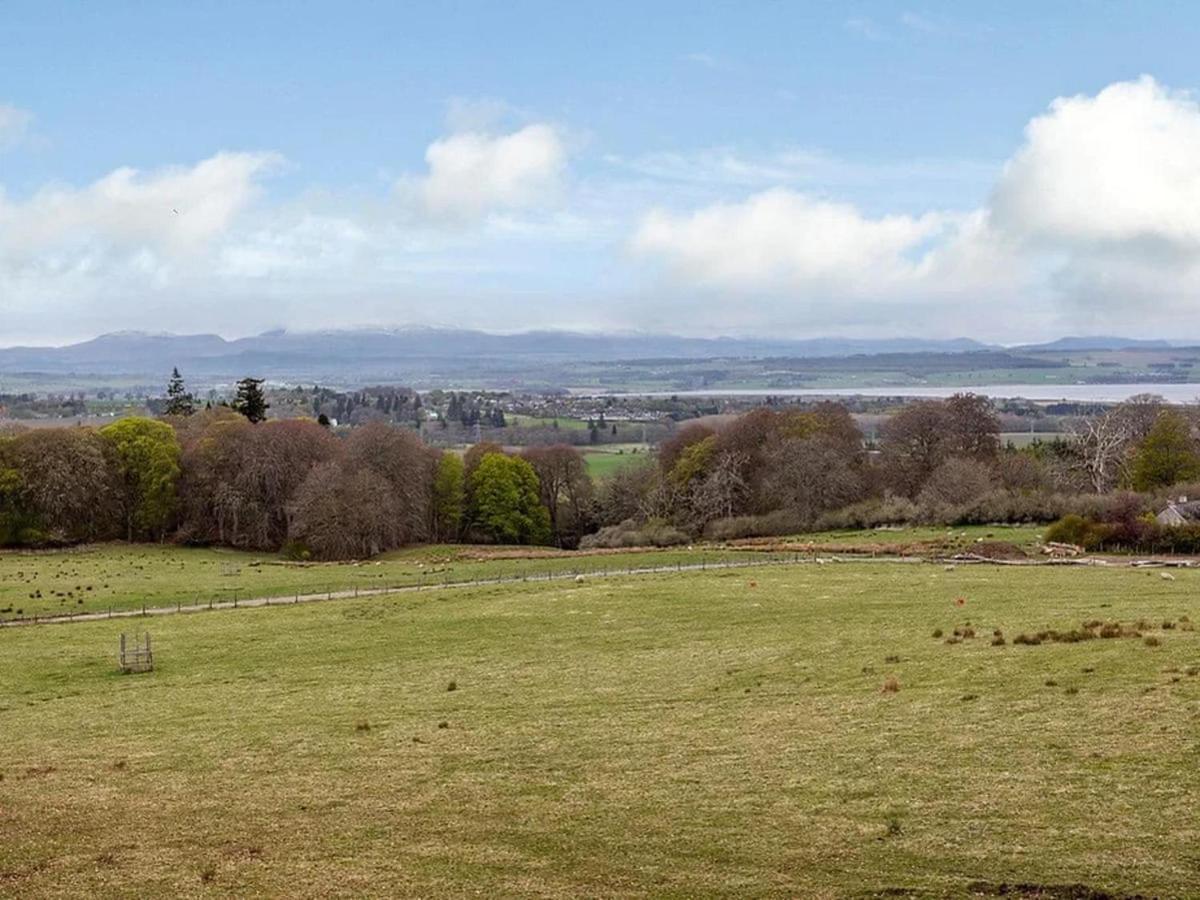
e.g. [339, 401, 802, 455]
[119, 632, 154, 673]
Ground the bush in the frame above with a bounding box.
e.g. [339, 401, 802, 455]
[579, 518, 690, 549]
[814, 495, 920, 531]
[703, 510, 805, 541]
[1044, 514, 1091, 547]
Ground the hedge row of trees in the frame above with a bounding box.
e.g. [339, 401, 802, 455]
[589, 394, 1200, 545]
[0, 409, 592, 558]
[3, 393, 1198, 558]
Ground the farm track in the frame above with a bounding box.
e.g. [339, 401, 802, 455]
[1, 549, 1190, 629]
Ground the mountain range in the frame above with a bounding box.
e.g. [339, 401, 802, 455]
[0, 328, 1189, 389]
[0, 329, 991, 377]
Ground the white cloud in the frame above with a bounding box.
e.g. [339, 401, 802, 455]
[0, 103, 33, 149]
[633, 189, 948, 294]
[414, 124, 567, 222]
[629, 76, 1200, 337]
[991, 76, 1200, 249]
[0, 152, 282, 266]
[11, 79, 1200, 344]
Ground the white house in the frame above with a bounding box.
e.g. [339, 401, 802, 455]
[1156, 497, 1200, 527]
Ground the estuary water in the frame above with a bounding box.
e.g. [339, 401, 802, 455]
[614, 384, 1200, 403]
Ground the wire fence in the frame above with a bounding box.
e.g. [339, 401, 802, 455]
[1, 551, 919, 628]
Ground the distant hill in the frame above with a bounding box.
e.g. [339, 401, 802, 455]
[0, 328, 994, 380]
[1015, 336, 1175, 352]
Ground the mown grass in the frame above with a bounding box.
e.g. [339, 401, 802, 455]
[2, 562, 1199, 896]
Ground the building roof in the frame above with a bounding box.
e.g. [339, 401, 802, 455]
[1159, 500, 1200, 522]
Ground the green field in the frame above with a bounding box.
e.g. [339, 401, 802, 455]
[2, 560, 1198, 897]
[506, 415, 590, 430]
[582, 445, 651, 479]
[0, 527, 1043, 621]
[0, 543, 743, 620]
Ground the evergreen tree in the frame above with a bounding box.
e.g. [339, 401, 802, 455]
[163, 367, 195, 417]
[232, 377, 270, 423]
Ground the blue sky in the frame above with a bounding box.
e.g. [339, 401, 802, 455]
[4, 1, 1200, 343]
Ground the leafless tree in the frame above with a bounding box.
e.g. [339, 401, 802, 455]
[761, 437, 865, 524]
[288, 462, 404, 559]
[596, 459, 661, 525]
[345, 422, 437, 544]
[12, 427, 118, 541]
[1070, 410, 1133, 494]
[690, 450, 750, 524]
[521, 444, 595, 547]
[918, 457, 995, 509]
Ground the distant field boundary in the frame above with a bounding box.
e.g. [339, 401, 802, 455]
[0, 553, 924, 628]
[3, 549, 1190, 629]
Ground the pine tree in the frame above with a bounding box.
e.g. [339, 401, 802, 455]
[232, 377, 270, 423]
[163, 367, 195, 417]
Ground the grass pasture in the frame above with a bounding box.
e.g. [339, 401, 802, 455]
[582, 444, 651, 479]
[0, 527, 1043, 621]
[0, 543, 769, 620]
[2, 560, 1199, 897]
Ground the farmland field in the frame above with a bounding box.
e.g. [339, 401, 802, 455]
[2, 558, 1199, 897]
[0, 527, 1042, 621]
[582, 445, 651, 479]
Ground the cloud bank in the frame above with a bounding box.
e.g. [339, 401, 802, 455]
[632, 76, 1200, 336]
[5, 78, 1200, 343]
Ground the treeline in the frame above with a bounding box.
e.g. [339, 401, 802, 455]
[0, 409, 596, 559]
[587, 393, 1200, 547]
[3, 393, 1198, 559]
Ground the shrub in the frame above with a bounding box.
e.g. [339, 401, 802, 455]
[815, 495, 920, 531]
[1044, 514, 1091, 547]
[703, 509, 805, 541]
[579, 518, 690, 549]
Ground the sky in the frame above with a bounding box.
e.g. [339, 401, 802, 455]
[4, 1, 1200, 345]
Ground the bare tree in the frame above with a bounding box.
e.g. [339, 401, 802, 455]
[12, 427, 118, 541]
[288, 463, 404, 559]
[1070, 410, 1133, 494]
[521, 444, 595, 547]
[596, 459, 661, 525]
[690, 450, 750, 525]
[345, 422, 437, 544]
[761, 437, 865, 524]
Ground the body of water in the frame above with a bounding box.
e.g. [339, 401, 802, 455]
[610, 384, 1200, 403]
